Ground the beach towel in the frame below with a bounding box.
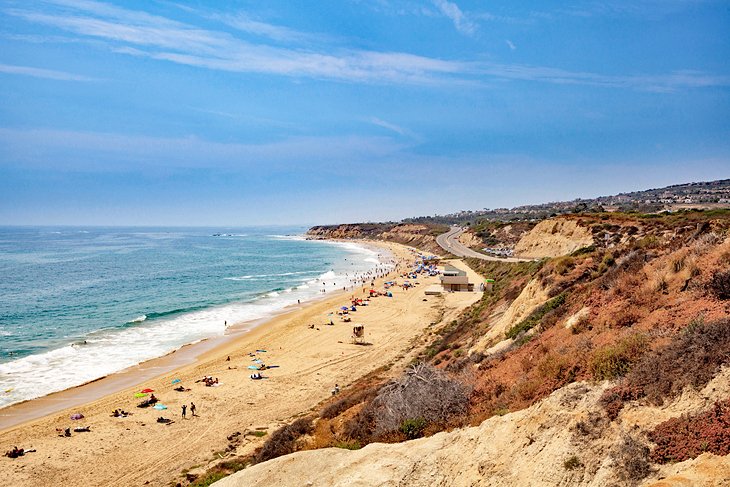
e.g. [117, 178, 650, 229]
[171, 379, 181, 384]
[70, 413, 84, 420]
[247, 365, 259, 370]
[152, 404, 167, 410]
[134, 392, 148, 398]
[141, 388, 154, 393]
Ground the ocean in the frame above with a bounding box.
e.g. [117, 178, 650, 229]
[0, 226, 386, 408]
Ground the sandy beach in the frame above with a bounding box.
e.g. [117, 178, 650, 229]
[0, 241, 483, 486]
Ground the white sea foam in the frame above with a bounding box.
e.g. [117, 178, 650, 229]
[268, 234, 306, 241]
[0, 238, 388, 409]
[225, 271, 312, 281]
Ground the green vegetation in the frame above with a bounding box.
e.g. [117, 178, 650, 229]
[400, 417, 428, 439]
[505, 292, 567, 340]
[333, 440, 362, 450]
[589, 334, 647, 380]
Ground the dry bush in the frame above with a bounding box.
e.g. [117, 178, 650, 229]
[648, 399, 730, 463]
[573, 410, 610, 441]
[320, 386, 379, 419]
[589, 334, 648, 381]
[626, 318, 730, 405]
[255, 417, 314, 463]
[708, 269, 730, 300]
[611, 432, 653, 485]
[611, 308, 642, 328]
[599, 385, 646, 421]
[347, 363, 470, 441]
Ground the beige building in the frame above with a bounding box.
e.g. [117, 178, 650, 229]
[440, 264, 473, 291]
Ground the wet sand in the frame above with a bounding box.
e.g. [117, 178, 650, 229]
[0, 241, 483, 487]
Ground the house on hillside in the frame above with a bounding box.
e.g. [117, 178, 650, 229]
[440, 265, 473, 291]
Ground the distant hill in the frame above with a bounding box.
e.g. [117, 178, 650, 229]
[404, 178, 730, 225]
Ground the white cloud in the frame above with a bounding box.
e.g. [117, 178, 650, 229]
[432, 0, 477, 36]
[6, 0, 728, 92]
[0, 63, 94, 81]
[505, 39, 516, 51]
[369, 117, 408, 136]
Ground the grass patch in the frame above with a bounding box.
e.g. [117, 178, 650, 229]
[589, 333, 648, 381]
[505, 292, 567, 339]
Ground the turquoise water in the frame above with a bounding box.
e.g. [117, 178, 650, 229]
[0, 227, 384, 407]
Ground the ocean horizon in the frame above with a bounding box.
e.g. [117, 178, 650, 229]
[0, 226, 386, 408]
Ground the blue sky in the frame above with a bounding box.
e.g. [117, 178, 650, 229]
[0, 0, 728, 225]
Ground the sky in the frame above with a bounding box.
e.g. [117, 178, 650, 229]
[0, 0, 728, 226]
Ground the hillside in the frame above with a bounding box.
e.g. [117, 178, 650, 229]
[404, 178, 730, 226]
[307, 222, 449, 256]
[204, 210, 730, 486]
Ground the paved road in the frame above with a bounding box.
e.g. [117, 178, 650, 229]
[436, 226, 532, 262]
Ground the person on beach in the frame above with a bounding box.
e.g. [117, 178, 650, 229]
[190, 402, 196, 417]
[181, 404, 187, 418]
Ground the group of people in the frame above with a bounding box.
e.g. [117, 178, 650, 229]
[180, 402, 196, 418]
[110, 409, 131, 417]
[5, 446, 35, 458]
[202, 376, 219, 387]
[137, 393, 158, 408]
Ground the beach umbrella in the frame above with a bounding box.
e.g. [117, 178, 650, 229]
[70, 413, 84, 420]
[171, 379, 181, 384]
[141, 388, 154, 393]
[134, 392, 148, 398]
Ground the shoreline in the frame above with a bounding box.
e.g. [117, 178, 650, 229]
[0, 240, 482, 487]
[0, 239, 394, 431]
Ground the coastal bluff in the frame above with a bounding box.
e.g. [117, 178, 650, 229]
[307, 223, 447, 255]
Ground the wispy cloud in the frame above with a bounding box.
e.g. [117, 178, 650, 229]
[368, 117, 409, 136]
[6, 1, 466, 85]
[432, 0, 477, 36]
[0, 63, 94, 81]
[211, 12, 321, 43]
[0, 127, 411, 172]
[6, 0, 728, 92]
[505, 40, 516, 51]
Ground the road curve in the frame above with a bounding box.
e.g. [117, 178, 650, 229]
[436, 226, 532, 263]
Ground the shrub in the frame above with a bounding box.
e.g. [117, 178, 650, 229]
[599, 385, 645, 421]
[626, 318, 730, 405]
[611, 433, 653, 484]
[505, 292, 567, 339]
[320, 387, 378, 419]
[400, 417, 428, 439]
[708, 269, 730, 300]
[589, 334, 648, 381]
[648, 399, 730, 463]
[333, 440, 361, 450]
[563, 455, 582, 470]
[346, 363, 470, 441]
[255, 417, 314, 463]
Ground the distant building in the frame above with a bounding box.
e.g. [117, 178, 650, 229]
[440, 265, 473, 291]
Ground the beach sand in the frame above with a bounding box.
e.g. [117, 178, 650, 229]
[0, 242, 483, 486]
